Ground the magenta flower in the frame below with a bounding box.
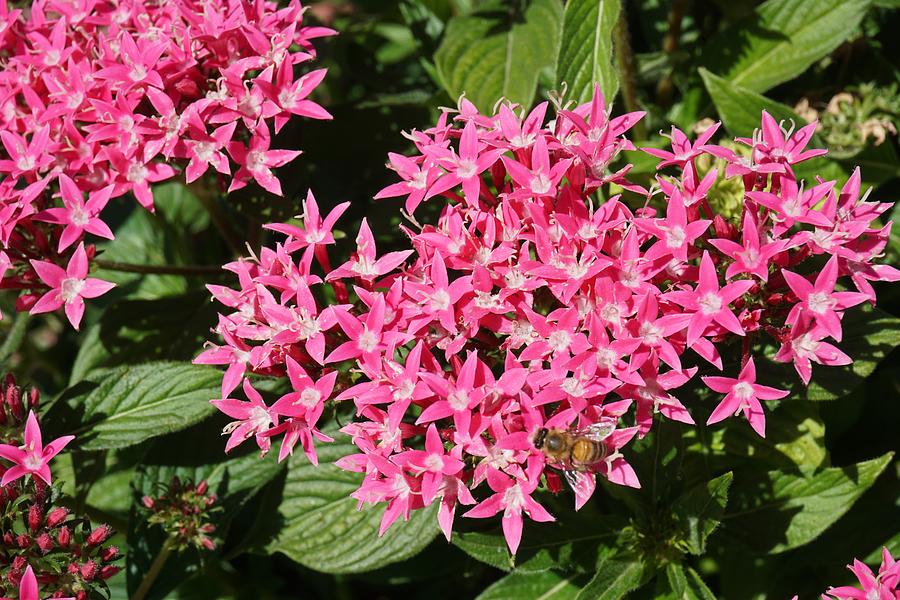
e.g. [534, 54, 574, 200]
[396, 424, 465, 504]
[773, 317, 852, 384]
[702, 358, 788, 437]
[463, 459, 554, 554]
[664, 251, 755, 346]
[183, 122, 237, 184]
[35, 175, 115, 251]
[29, 243, 115, 330]
[824, 547, 900, 600]
[709, 210, 786, 282]
[228, 129, 301, 196]
[0, 410, 74, 486]
[426, 120, 503, 206]
[326, 219, 412, 282]
[642, 122, 730, 168]
[210, 379, 278, 455]
[13, 564, 74, 600]
[782, 255, 868, 342]
[636, 190, 710, 262]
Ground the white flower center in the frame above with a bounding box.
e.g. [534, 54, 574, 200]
[530, 174, 552, 195]
[126, 162, 148, 184]
[806, 292, 834, 314]
[297, 388, 322, 408]
[448, 389, 469, 411]
[548, 330, 571, 353]
[639, 321, 662, 345]
[357, 328, 379, 352]
[60, 278, 85, 303]
[429, 289, 451, 312]
[732, 381, 754, 401]
[699, 292, 723, 315]
[665, 226, 686, 248]
[456, 159, 477, 179]
[424, 453, 444, 472]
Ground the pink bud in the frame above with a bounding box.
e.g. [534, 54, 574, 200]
[99, 566, 121, 581]
[196, 480, 209, 495]
[142, 495, 155, 509]
[47, 506, 69, 527]
[37, 532, 54, 553]
[28, 503, 44, 532]
[17, 533, 30, 548]
[87, 524, 112, 546]
[101, 546, 120, 562]
[58, 526, 72, 547]
[80, 560, 98, 581]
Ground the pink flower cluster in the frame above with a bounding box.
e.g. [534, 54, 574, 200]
[0, 0, 333, 329]
[822, 547, 900, 600]
[198, 86, 898, 553]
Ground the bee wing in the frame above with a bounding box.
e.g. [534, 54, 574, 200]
[573, 422, 615, 442]
[563, 469, 596, 510]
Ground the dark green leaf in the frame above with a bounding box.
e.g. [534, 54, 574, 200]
[556, 0, 620, 102]
[664, 563, 717, 600]
[724, 452, 893, 553]
[672, 472, 733, 555]
[701, 0, 871, 93]
[48, 362, 220, 451]
[575, 553, 647, 600]
[477, 569, 588, 600]
[434, 0, 564, 112]
[265, 430, 440, 573]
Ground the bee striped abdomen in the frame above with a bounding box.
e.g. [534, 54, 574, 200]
[571, 438, 604, 467]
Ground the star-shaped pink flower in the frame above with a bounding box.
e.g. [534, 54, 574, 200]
[702, 357, 788, 437]
[29, 243, 116, 330]
[0, 410, 74, 486]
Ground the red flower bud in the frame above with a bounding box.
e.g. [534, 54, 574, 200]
[17, 534, 30, 548]
[99, 565, 121, 581]
[47, 506, 69, 527]
[28, 503, 44, 532]
[57, 526, 71, 547]
[87, 524, 112, 546]
[196, 480, 209, 495]
[37, 532, 55, 553]
[101, 546, 120, 562]
[142, 496, 155, 509]
[80, 560, 98, 581]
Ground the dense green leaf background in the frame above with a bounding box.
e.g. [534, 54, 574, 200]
[1, 0, 898, 598]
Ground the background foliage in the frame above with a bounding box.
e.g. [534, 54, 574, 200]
[1, 0, 899, 598]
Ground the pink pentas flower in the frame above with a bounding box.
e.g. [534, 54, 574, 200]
[11, 564, 75, 600]
[782, 255, 868, 342]
[463, 458, 554, 554]
[709, 210, 787, 282]
[0, 1, 333, 327]
[210, 379, 278, 455]
[702, 357, 788, 437]
[663, 251, 755, 347]
[823, 547, 900, 600]
[35, 175, 115, 252]
[0, 410, 74, 487]
[28, 243, 115, 330]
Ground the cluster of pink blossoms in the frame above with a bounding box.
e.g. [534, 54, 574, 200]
[198, 85, 898, 553]
[0, 0, 332, 329]
[790, 547, 900, 600]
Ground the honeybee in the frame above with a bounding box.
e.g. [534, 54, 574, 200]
[533, 423, 615, 493]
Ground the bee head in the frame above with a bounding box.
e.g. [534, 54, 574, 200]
[533, 428, 548, 449]
[544, 431, 565, 452]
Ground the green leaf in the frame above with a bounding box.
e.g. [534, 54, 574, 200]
[434, 0, 564, 112]
[575, 553, 647, 600]
[69, 290, 217, 383]
[724, 452, 894, 553]
[48, 362, 220, 451]
[556, 0, 620, 103]
[477, 569, 588, 600]
[664, 564, 717, 600]
[698, 67, 797, 135]
[265, 430, 440, 573]
[672, 472, 733, 555]
[701, 0, 871, 93]
[452, 509, 626, 572]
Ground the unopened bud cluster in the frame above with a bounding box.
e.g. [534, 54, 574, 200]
[142, 477, 219, 553]
[0, 480, 120, 599]
[0, 374, 39, 440]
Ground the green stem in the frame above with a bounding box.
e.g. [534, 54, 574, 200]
[656, 0, 686, 107]
[190, 181, 245, 257]
[94, 260, 224, 277]
[0, 312, 30, 365]
[613, 4, 646, 140]
[133, 537, 176, 600]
